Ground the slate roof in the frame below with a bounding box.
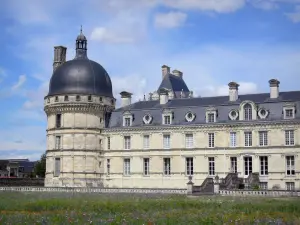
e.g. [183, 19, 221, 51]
[18, 161, 36, 173]
[157, 73, 189, 97]
[108, 91, 300, 128]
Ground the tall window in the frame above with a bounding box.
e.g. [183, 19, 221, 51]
[76, 95, 81, 101]
[186, 157, 193, 176]
[244, 103, 252, 120]
[123, 158, 130, 176]
[107, 137, 111, 150]
[55, 136, 61, 149]
[54, 158, 61, 177]
[259, 131, 268, 146]
[163, 115, 171, 125]
[208, 133, 215, 148]
[230, 132, 236, 147]
[286, 182, 295, 191]
[185, 134, 193, 148]
[163, 134, 170, 149]
[244, 156, 252, 176]
[88, 95, 92, 102]
[285, 109, 294, 119]
[124, 136, 131, 150]
[143, 135, 150, 149]
[124, 117, 131, 126]
[285, 130, 295, 146]
[207, 113, 215, 123]
[260, 156, 268, 176]
[244, 131, 252, 147]
[106, 159, 110, 175]
[143, 158, 150, 176]
[56, 114, 61, 128]
[230, 157, 237, 173]
[64, 96, 69, 101]
[208, 157, 215, 176]
[286, 156, 295, 176]
[163, 158, 171, 176]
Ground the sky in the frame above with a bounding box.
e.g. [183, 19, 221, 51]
[0, 0, 300, 160]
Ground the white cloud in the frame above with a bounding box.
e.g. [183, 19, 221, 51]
[285, 5, 300, 22]
[90, 27, 135, 44]
[250, 0, 279, 10]
[154, 11, 187, 28]
[12, 75, 26, 90]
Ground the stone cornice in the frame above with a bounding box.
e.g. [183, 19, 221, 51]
[103, 120, 300, 134]
[44, 103, 114, 115]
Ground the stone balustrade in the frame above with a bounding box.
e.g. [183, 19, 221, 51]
[219, 189, 300, 197]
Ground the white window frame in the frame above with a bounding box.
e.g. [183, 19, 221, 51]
[163, 158, 171, 176]
[205, 108, 217, 123]
[244, 103, 252, 121]
[163, 115, 171, 125]
[230, 157, 237, 173]
[185, 133, 193, 148]
[55, 135, 61, 149]
[230, 132, 236, 147]
[283, 105, 295, 119]
[208, 133, 215, 148]
[163, 134, 170, 149]
[259, 131, 268, 146]
[208, 157, 215, 176]
[244, 156, 252, 176]
[286, 156, 295, 176]
[286, 182, 295, 191]
[124, 136, 131, 150]
[106, 159, 110, 175]
[259, 156, 268, 176]
[143, 158, 150, 176]
[143, 135, 150, 149]
[244, 131, 252, 147]
[123, 158, 130, 176]
[285, 130, 295, 146]
[186, 157, 193, 176]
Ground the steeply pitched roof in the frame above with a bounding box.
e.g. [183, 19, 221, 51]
[158, 73, 189, 93]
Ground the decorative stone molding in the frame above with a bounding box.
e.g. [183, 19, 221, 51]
[239, 100, 257, 120]
[143, 114, 153, 125]
[258, 108, 269, 119]
[229, 110, 239, 120]
[185, 111, 196, 122]
[205, 107, 217, 123]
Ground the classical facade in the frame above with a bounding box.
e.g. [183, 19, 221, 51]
[45, 30, 300, 190]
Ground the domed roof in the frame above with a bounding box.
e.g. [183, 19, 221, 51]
[47, 29, 113, 98]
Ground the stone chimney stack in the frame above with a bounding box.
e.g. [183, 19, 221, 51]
[269, 79, 280, 99]
[53, 46, 67, 72]
[228, 82, 239, 101]
[172, 69, 183, 79]
[159, 88, 169, 105]
[162, 65, 170, 79]
[120, 91, 132, 107]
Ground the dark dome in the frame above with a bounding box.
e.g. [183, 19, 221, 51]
[48, 58, 113, 97]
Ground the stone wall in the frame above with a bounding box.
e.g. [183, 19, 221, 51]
[219, 189, 300, 197]
[0, 178, 44, 187]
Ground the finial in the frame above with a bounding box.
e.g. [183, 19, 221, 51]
[80, 25, 83, 34]
[143, 94, 146, 101]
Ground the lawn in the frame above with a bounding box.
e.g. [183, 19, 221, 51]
[0, 192, 299, 224]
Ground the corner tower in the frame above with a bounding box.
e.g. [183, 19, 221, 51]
[44, 29, 115, 187]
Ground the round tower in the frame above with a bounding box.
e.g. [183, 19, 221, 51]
[44, 29, 115, 187]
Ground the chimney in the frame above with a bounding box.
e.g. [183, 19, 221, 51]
[148, 93, 153, 101]
[120, 91, 132, 107]
[161, 65, 170, 79]
[269, 79, 280, 99]
[53, 46, 67, 72]
[159, 88, 169, 104]
[228, 81, 239, 101]
[172, 69, 183, 79]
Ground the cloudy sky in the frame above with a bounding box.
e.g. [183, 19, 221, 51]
[0, 0, 300, 160]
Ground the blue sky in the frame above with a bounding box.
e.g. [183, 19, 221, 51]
[0, 0, 300, 160]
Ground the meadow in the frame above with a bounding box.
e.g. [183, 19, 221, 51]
[0, 192, 299, 224]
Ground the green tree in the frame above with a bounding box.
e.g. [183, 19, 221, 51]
[34, 153, 46, 178]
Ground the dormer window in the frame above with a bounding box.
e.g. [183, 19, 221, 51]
[205, 107, 217, 123]
[99, 97, 103, 102]
[88, 95, 92, 102]
[229, 110, 239, 120]
[208, 113, 215, 123]
[143, 114, 153, 124]
[286, 109, 293, 118]
[47, 98, 50, 103]
[185, 112, 196, 122]
[258, 108, 269, 119]
[244, 103, 252, 120]
[283, 104, 295, 119]
[123, 111, 133, 127]
[125, 118, 131, 126]
[164, 115, 171, 124]
[162, 109, 173, 125]
[64, 96, 69, 101]
[55, 96, 59, 102]
[76, 95, 81, 101]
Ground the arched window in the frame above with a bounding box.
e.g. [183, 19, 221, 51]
[244, 103, 252, 120]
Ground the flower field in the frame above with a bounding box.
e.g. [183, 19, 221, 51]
[0, 192, 299, 224]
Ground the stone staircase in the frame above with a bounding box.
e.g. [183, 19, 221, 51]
[192, 177, 214, 195]
[244, 172, 260, 189]
[219, 173, 242, 190]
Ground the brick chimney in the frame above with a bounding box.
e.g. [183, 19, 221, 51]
[53, 46, 67, 72]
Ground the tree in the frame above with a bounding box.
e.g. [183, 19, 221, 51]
[34, 152, 46, 178]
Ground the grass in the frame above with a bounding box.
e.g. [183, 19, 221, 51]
[0, 192, 299, 224]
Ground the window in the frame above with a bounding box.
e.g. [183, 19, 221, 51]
[124, 118, 131, 126]
[163, 134, 170, 149]
[286, 156, 295, 176]
[88, 95, 92, 101]
[143, 135, 150, 149]
[186, 157, 193, 176]
[55, 96, 59, 102]
[207, 113, 215, 123]
[230, 157, 237, 173]
[64, 96, 68, 101]
[163, 158, 171, 176]
[55, 136, 61, 149]
[244, 132, 252, 147]
[143, 158, 150, 176]
[76, 95, 81, 101]
[208, 157, 215, 176]
[259, 182, 268, 190]
[185, 134, 193, 148]
[54, 158, 60, 177]
[244, 156, 252, 176]
[124, 136, 131, 150]
[107, 137, 110, 150]
[285, 109, 294, 119]
[244, 103, 252, 120]
[56, 114, 61, 128]
[123, 158, 130, 176]
[260, 156, 268, 176]
[286, 182, 295, 191]
[106, 159, 110, 175]
[163, 115, 171, 125]
[99, 97, 103, 102]
[208, 133, 215, 148]
[230, 132, 236, 147]
[285, 130, 295, 146]
[259, 131, 268, 146]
